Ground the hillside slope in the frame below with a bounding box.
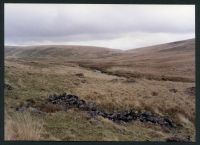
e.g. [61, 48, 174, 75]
[73, 39, 195, 79]
[5, 39, 195, 79]
[5, 45, 122, 59]
[5, 38, 195, 141]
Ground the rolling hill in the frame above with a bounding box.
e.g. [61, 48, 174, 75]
[4, 38, 196, 141]
[5, 45, 122, 59]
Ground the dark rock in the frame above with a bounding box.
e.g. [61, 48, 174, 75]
[163, 118, 175, 128]
[126, 115, 133, 121]
[67, 94, 74, 99]
[146, 116, 157, 123]
[44, 92, 177, 128]
[79, 99, 86, 105]
[87, 102, 97, 111]
[141, 111, 152, 117]
[89, 111, 98, 117]
[98, 111, 108, 117]
[78, 104, 87, 109]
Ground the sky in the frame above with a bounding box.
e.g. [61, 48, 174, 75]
[5, 4, 195, 50]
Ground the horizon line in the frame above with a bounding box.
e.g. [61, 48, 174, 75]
[4, 37, 195, 51]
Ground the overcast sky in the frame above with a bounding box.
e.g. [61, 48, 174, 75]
[5, 4, 195, 50]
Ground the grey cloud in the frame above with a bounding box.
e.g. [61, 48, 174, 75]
[5, 4, 195, 49]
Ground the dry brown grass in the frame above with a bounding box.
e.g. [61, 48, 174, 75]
[4, 39, 195, 141]
[5, 111, 44, 140]
[40, 103, 64, 113]
[5, 58, 195, 125]
[74, 77, 195, 123]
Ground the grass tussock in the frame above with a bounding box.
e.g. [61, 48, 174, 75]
[5, 111, 44, 140]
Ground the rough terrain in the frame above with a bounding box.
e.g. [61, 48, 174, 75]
[5, 39, 195, 141]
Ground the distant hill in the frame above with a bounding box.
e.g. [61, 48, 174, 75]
[126, 38, 195, 53]
[5, 39, 195, 59]
[106, 38, 195, 79]
[5, 39, 195, 79]
[5, 45, 122, 59]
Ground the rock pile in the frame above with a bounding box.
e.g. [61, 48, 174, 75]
[46, 93, 176, 128]
[48, 93, 94, 111]
[15, 92, 177, 128]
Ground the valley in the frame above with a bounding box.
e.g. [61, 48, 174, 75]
[4, 39, 195, 141]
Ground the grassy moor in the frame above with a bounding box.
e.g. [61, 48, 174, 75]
[4, 39, 195, 141]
